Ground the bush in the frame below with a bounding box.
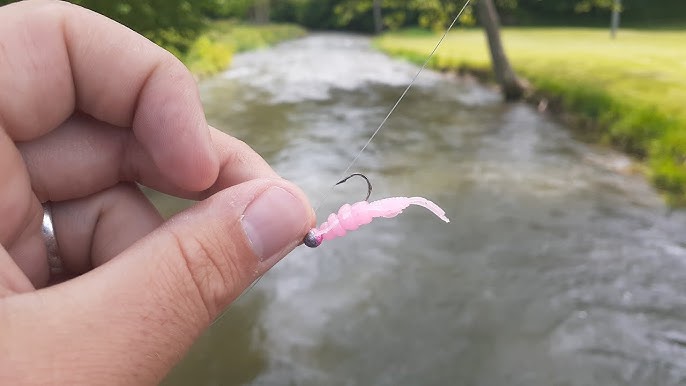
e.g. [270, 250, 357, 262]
[181, 22, 306, 78]
[183, 35, 234, 77]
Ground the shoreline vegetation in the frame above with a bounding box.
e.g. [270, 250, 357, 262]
[170, 23, 686, 206]
[176, 20, 306, 79]
[374, 28, 686, 206]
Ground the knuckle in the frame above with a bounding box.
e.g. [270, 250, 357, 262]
[165, 227, 245, 317]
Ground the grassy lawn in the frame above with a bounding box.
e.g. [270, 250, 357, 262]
[375, 28, 686, 205]
[181, 21, 306, 78]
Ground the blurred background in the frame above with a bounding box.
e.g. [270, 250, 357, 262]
[3, 0, 686, 384]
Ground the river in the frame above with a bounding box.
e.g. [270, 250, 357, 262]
[160, 34, 686, 386]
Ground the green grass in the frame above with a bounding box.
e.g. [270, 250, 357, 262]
[375, 28, 686, 205]
[180, 21, 306, 78]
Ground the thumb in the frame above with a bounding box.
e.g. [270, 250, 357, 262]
[0, 178, 314, 384]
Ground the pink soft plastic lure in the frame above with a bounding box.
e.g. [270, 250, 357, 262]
[303, 196, 450, 248]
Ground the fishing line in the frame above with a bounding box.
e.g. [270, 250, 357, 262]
[213, 1, 471, 326]
[312, 0, 472, 214]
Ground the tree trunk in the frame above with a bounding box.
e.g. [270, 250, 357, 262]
[610, 0, 621, 39]
[476, 0, 525, 101]
[254, 0, 270, 24]
[373, 0, 383, 34]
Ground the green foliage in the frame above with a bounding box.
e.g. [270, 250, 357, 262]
[203, 21, 306, 51]
[202, 0, 254, 19]
[512, 0, 686, 26]
[183, 35, 233, 77]
[376, 28, 686, 204]
[574, 0, 616, 13]
[268, 0, 685, 31]
[181, 21, 305, 78]
[651, 154, 686, 204]
[649, 128, 686, 202]
[330, 0, 478, 31]
[2, 0, 685, 32]
[334, 0, 402, 30]
[272, 0, 340, 30]
[409, 0, 471, 30]
[67, 0, 211, 54]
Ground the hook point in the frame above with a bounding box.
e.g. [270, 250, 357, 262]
[336, 173, 372, 201]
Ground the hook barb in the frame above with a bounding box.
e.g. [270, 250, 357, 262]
[336, 173, 372, 201]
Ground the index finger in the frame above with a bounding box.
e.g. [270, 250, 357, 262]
[0, 0, 218, 191]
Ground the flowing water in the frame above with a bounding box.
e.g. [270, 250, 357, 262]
[161, 34, 686, 386]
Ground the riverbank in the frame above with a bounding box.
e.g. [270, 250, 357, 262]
[178, 21, 306, 79]
[375, 28, 686, 205]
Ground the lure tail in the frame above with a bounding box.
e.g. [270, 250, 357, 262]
[407, 197, 450, 223]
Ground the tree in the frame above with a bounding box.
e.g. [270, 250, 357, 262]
[574, 0, 623, 38]
[373, 0, 382, 34]
[610, 0, 621, 39]
[476, 0, 525, 100]
[253, 0, 271, 24]
[333, 0, 410, 31]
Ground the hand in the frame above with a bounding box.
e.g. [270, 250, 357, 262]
[0, 1, 314, 384]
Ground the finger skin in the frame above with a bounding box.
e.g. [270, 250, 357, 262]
[0, 128, 45, 287]
[0, 0, 218, 191]
[0, 178, 315, 385]
[16, 115, 278, 285]
[18, 114, 278, 202]
[201, 128, 281, 198]
[51, 183, 163, 275]
[0, 129, 34, 246]
[3, 197, 45, 289]
[0, 245, 34, 296]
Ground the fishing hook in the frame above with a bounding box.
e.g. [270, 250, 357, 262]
[336, 173, 372, 202]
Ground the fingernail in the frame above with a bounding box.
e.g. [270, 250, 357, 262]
[241, 187, 308, 261]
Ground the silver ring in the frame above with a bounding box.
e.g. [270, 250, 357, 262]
[42, 202, 64, 275]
